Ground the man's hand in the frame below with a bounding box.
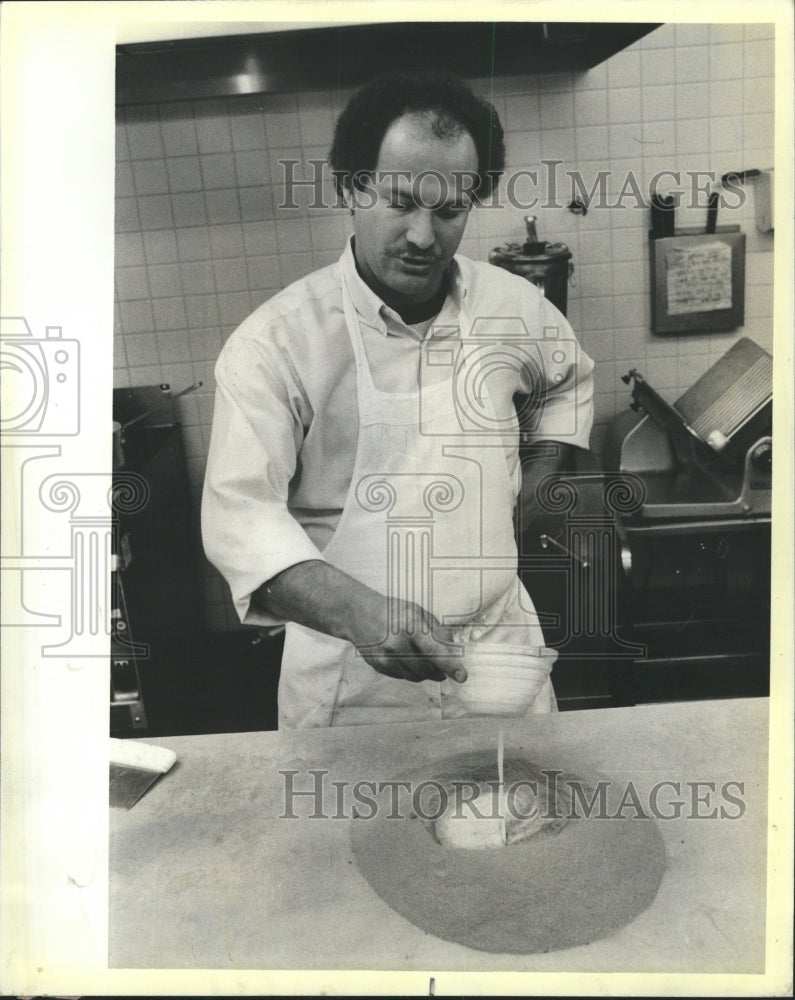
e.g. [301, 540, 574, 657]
[350, 595, 466, 684]
[252, 561, 467, 685]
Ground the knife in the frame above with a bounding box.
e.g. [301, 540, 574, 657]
[705, 191, 719, 234]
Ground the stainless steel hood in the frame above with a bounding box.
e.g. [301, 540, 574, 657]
[116, 21, 661, 105]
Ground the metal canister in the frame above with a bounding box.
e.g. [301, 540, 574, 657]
[489, 216, 574, 317]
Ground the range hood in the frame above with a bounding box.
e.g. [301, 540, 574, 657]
[117, 21, 661, 105]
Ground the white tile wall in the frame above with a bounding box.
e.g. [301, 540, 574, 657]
[114, 22, 776, 632]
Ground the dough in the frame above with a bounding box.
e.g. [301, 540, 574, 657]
[419, 769, 571, 850]
[433, 784, 507, 850]
[350, 751, 667, 955]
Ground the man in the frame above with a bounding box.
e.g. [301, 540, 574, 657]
[202, 72, 594, 728]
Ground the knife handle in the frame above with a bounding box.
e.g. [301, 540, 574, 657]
[705, 191, 719, 234]
[650, 193, 675, 238]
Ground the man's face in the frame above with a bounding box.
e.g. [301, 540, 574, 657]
[345, 113, 479, 308]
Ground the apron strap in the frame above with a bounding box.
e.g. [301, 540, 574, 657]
[339, 262, 380, 399]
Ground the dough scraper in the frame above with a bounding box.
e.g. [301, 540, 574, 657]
[110, 737, 177, 809]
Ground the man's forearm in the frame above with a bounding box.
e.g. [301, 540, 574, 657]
[517, 440, 576, 533]
[251, 560, 466, 684]
[252, 560, 385, 647]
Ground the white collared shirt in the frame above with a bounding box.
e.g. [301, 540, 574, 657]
[202, 237, 595, 625]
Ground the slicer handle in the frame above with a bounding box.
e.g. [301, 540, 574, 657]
[539, 533, 589, 568]
[750, 440, 772, 472]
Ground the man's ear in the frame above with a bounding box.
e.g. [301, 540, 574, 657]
[342, 184, 356, 215]
[342, 173, 375, 214]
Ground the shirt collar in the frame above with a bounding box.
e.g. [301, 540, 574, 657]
[339, 236, 466, 337]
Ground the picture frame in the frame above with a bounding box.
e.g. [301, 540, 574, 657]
[649, 227, 746, 335]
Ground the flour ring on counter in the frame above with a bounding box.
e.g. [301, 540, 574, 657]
[350, 750, 667, 955]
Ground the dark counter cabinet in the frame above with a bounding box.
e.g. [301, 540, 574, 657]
[519, 474, 770, 709]
[111, 387, 201, 736]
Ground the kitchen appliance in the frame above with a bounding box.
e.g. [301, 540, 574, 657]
[489, 216, 574, 316]
[604, 337, 772, 518]
[111, 385, 202, 735]
[112, 380, 201, 470]
[602, 337, 772, 704]
[117, 23, 661, 104]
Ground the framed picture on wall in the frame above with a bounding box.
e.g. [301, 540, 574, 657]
[649, 227, 746, 334]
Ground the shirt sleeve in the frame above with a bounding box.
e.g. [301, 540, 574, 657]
[519, 286, 595, 450]
[201, 317, 326, 627]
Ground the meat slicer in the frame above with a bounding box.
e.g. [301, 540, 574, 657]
[604, 337, 772, 520]
[602, 336, 772, 704]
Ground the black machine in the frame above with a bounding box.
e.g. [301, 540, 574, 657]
[110, 385, 202, 735]
[602, 337, 772, 704]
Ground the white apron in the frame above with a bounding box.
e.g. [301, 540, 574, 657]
[277, 264, 557, 728]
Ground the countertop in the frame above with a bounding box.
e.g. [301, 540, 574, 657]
[109, 697, 768, 973]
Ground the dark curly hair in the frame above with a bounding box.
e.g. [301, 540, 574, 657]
[328, 72, 505, 204]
